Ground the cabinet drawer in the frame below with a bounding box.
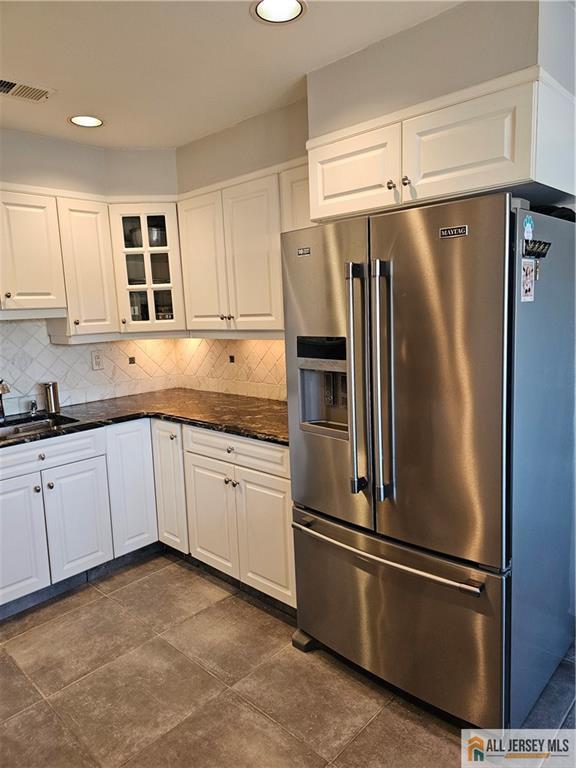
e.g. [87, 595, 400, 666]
[0, 428, 106, 481]
[182, 426, 290, 479]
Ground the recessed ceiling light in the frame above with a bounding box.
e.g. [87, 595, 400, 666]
[69, 115, 103, 128]
[250, 0, 306, 24]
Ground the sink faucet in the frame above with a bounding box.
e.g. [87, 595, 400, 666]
[0, 380, 10, 423]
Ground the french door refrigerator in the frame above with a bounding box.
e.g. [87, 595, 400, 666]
[282, 193, 574, 729]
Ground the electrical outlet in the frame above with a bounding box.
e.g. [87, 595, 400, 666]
[229, 355, 235, 363]
[128, 356, 136, 365]
[91, 351, 104, 371]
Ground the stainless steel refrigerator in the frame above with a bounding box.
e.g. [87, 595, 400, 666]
[282, 193, 574, 728]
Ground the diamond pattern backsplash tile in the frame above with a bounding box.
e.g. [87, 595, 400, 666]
[0, 321, 286, 416]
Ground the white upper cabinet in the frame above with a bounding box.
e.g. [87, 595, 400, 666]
[178, 192, 229, 331]
[222, 175, 283, 331]
[308, 124, 402, 220]
[401, 83, 534, 202]
[109, 203, 186, 333]
[279, 164, 314, 232]
[0, 191, 66, 310]
[57, 198, 119, 335]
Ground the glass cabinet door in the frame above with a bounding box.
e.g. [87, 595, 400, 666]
[112, 204, 185, 332]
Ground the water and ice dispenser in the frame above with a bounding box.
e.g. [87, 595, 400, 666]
[297, 337, 348, 438]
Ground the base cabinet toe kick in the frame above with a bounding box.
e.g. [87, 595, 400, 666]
[292, 508, 508, 729]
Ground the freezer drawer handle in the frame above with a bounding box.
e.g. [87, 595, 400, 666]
[345, 261, 368, 494]
[292, 522, 484, 596]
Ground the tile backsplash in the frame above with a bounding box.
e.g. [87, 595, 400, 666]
[0, 321, 286, 416]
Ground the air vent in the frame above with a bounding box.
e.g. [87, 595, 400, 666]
[0, 79, 55, 102]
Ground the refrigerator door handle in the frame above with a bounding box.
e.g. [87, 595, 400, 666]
[371, 259, 394, 502]
[345, 261, 368, 494]
[292, 522, 484, 596]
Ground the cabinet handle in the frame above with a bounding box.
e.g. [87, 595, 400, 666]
[73, 319, 80, 326]
[386, 180, 396, 190]
[47, 482, 54, 490]
[121, 318, 127, 324]
[226, 446, 234, 453]
[401, 176, 411, 187]
[231, 480, 239, 488]
[224, 477, 231, 485]
[169, 433, 177, 440]
[5, 292, 11, 298]
[38, 453, 46, 461]
[227, 315, 234, 320]
[219, 314, 226, 320]
[33, 485, 41, 493]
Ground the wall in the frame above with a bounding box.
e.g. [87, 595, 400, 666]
[307, 1, 541, 138]
[0, 321, 286, 416]
[538, 0, 575, 95]
[0, 129, 177, 196]
[176, 99, 308, 193]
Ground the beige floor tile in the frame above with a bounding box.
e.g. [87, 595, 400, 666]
[0, 701, 98, 768]
[4, 598, 154, 695]
[110, 563, 234, 632]
[50, 637, 224, 767]
[0, 650, 41, 723]
[332, 697, 461, 768]
[91, 554, 173, 594]
[124, 690, 326, 768]
[233, 646, 390, 761]
[162, 595, 292, 684]
[0, 584, 101, 644]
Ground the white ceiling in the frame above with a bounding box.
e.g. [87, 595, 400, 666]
[0, 1, 460, 148]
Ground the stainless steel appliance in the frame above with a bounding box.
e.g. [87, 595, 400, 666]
[282, 193, 575, 728]
[43, 381, 60, 414]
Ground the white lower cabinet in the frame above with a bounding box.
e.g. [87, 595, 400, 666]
[185, 454, 239, 578]
[0, 473, 51, 604]
[106, 420, 158, 557]
[151, 420, 189, 553]
[43, 456, 114, 583]
[235, 466, 295, 607]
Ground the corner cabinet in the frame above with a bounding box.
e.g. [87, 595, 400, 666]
[109, 203, 186, 333]
[0, 191, 66, 311]
[179, 174, 284, 332]
[151, 420, 189, 553]
[56, 198, 119, 335]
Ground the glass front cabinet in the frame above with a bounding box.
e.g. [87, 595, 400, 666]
[109, 203, 186, 332]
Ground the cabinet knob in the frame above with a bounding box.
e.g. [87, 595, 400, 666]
[38, 453, 46, 461]
[401, 176, 411, 187]
[386, 180, 396, 190]
[227, 315, 234, 320]
[47, 482, 55, 490]
[33, 485, 41, 493]
[224, 477, 231, 485]
[73, 319, 80, 326]
[231, 480, 239, 488]
[226, 446, 234, 453]
[121, 318, 127, 324]
[219, 314, 226, 320]
[169, 433, 177, 440]
[4, 292, 11, 298]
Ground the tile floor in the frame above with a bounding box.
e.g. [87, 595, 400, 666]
[0, 554, 573, 768]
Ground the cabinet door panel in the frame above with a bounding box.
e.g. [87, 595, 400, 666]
[0, 192, 66, 309]
[57, 198, 119, 334]
[184, 453, 239, 577]
[151, 420, 188, 553]
[222, 175, 283, 330]
[106, 420, 157, 556]
[402, 83, 534, 201]
[308, 124, 401, 219]
[43, 456, 113, 582]
[178, 192, 230, 330]
[280, 165, 313, 232]
[0, 473, 51, 604]
[236, 467, 295, 607]
[110, 203, 186, 333]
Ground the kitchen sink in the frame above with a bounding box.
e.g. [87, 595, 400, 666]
[0, 413, 79, 443]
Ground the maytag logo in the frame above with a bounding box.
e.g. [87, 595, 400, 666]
[439, 225, 468, 239]
[297, 247, 311, 257]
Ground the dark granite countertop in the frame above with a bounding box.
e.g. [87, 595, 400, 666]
[0, 389, 289, 449]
